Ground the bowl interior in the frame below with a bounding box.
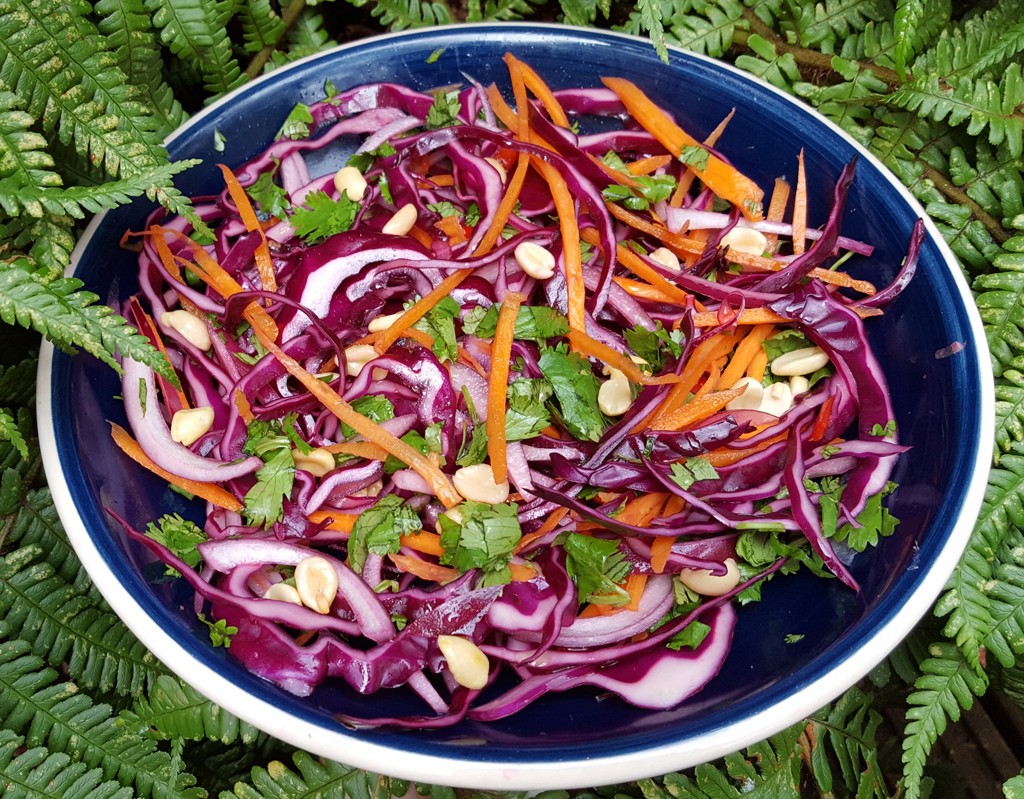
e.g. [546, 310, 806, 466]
[42, 24, 989, 785]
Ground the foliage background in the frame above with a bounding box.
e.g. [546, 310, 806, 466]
[1, 0, 1023, 797]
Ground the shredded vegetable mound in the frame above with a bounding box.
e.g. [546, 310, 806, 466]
[112, 54, 921, 727]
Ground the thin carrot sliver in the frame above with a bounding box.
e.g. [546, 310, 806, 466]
[537, 160, 585, 332]
[655, 386, 745, 431]
[602, 77, 763, 220]
[613, 276, 679, 305]
[624, 572, 648, 612]
[434, 215, 467, 245]
[764, 177, 791, 253]
[487, 292, 526, 484]
[233, 389, 253, 424]
[690, 305, 881, 328]
[374, 270, 469, 355]
[509, 561, 539, 582]
[514, 506, 570, 553]
[252, 328, 462, 508]
[389, 553, 460, 583]
[217, 164, 276, 293]
[307, 508, 358, 532]
[650, 535, 676, 574]
[643, 334, 738, 429]
[505, 53, 570, 128]
[719, 324, 777, 389]
[400, 530, 445, 557]
[473, 151, 530, 256]
[567, 329, 681, 386]
[670, 108, 735, 207]
[581, 228, 693, 307]
[704, 431, 788, 467]
[747, 349, 769, 382]
[618, 492, 668, 526]
[323, 440, 389, 461]
[109, 422, 242, 511]
[627, 154, 674, 176]
[792, 150, 807, 256]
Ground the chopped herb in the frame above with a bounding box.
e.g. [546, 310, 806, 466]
[277, 102, 314, 140]
[564, 533, 631, 606]
[426, 47, 446, 64]
[538, 343, 607, 442]
[624, 321, 684, 371]
[199, 615, 238, 648]
[415, 295, 460, 363]
[463, 303, 569, 343]
[784, 633, 805, 644]
[241, 415, 307, 528]
[425, 91, 461, 129]
[247, 171, 291, 220]
[439, 501, 522, 586]
[456, 422, 489, 467]
[348, 494, 423, 573]
[667, 619, 712, 650]
[870, 420, 897, 437]
[668, 457, 719, 490]
[831, 481, 900, 551]
[505, 377, 554, 441]
[427, 201, 460, 217]
[821, 444, 841, 459]
[290, 190, 358, 243]
[145, 514, 206, 577]
[213, 128, 226, 153]
[679, 144, 710, 171]
[341, 395, 395, 438]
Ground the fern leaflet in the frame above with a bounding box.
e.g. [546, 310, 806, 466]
[893, 0, 925, 77]
[974, 253, 1024, 375]
[735, 33, 802, 93]
[348, 0, 453, 31]
[794, 0, 892, 51]
[808, 688, 888, 797]
[466, 0, 545, 22]
[220, 750, 387, 799]
[0, 728, 132, 799]
[146, 0, 244, 98]
[3, 489, 88, 590]
[985, 528, 1024, 668]
[933, 541, 994, 672]
[664, 0, 745, 59]
[237, 0, 285, 55]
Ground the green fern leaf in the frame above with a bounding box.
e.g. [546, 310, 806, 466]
[664, 0, 745, 59]
[793, 55, 888, 144]
[122, 675, 260, 745]
[933, 542, 993, 672]
[146, 0, 245, 97]
[901, 641, 988, 799]
[0, 407, 28, 461]
[795, 0, 892, 51]
[1006, 772, 1024, 799]
[0, 258, 170, 378]
[0, 355, 37, 406]
[735, 33, 802, 92]
[0, 88, 63, 206]
[985, 528, 1024, 668]
[808, 688, 888, 797]
[466, 0, 545, 23]
[910, 2, 1024, 83]
[237, 0, 285, 55]
[974, 255, 1024, 375]
[0, 545, 165, 695]
[0, 635, 205, 799]
[0, 0, 166, 179]
[269, 9, 337, 66]
[893, 0, 925, 77]
[4, 489, 87, 589]
[996, 370, 1024, 456]
[348, 0, 453, 31]
[94, 0, 187, 133]
[221, 751, 386, 799]
[0, 728, 133, 799]
[558, 0, 612, 27]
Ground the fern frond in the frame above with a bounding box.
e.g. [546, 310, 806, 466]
[4, 489, 87, 589]
[0, 258, 171, 377]
[0, 635, 205, 799]
[0, 354, 36, 407]
[663, 0, 745, 59]
[996, 370, 1024, 457]
[808, 687, 888, 797]
[0, 544, 165, 695]
[0, 88, 62, 200]
[94, 0, 187, 133]
[237, 0, 285, 55]
[946, 142, 1024, 231]
[933, 542, 993, 672]
[985, 528, 1024, 668]
[146, 0, 245, 98]
[793, 55, 889, 145]
[558, 0, 613, 27]
[0, 729, 132, 799]
[613, 0, 670, 61]
[269, 8, 336, 66]
[0, 0, 166, 179]
[794, 0, 892, 51]
[974, 253, 1024, 374]
[893, 0, 925, 77]
[219, 750, 385, 799]
[901, 641, 989, 799]
[348, 0, 453, 31]
[467, 0, 546, 23]
[734, 32, 802, 92]
[122, 675, 260, 745]
[0, 407, 28, 461]
[909, 1, 1024, 83]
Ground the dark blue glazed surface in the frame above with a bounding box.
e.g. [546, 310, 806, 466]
[47, 25, 987, 770]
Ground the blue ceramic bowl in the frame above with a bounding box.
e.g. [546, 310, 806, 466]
[38, 24, 992, 790]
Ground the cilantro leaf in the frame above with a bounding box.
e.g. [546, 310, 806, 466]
[349, 494, 423, 573]
[439, 501, 522, 586]
[538, 344, 607, 442]
[668, 457, 719, 490]
[763, 329, 813, 361]
[831, 482, 900, 552]
[341, 395, 395, 438]
[464, 303, 569, 343]
[680, 144, 710, 171]
[564, 533, 631, 606]
[667, 619, 712, 651]
[505, 377, 553, 441]
[456, 422, 489, 467]
[624, 321, 683, 371]
[199, 615, 237, 648]
[384, 423, 444, 474]
[241, 416, 304, 528]
[246, 171, 291, 220]
[870, 420, 897, 437]
[425, 91, 461, 129]
[277, 102, 313, 140]
[415, 295, 460, 363]
[145, 514, 206, 576]
[290, 190, 359, 243]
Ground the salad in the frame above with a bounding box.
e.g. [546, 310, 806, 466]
[111, 54, 921, 727]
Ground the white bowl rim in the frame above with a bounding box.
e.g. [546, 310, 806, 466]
[37, 21, 994, 790]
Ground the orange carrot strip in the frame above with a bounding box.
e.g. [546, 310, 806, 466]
[434, 215, 467, 245]
[627, 154, 674, 176]
[566, 329, 682, 386]
[514, 506, 570, 553]
[373, 271, 470, 355]
[473, 151, 530, 256]
[509, 561, 539, 582]
[670, 109, 735, 207]
[810, 395, 836, 442]
[233, 389, 253, 424]
[487, 291, 526, 484]
[506, 55, 531, 141]
[612, 276, 679, 305]
[650, 535, 676, 574]
[624, 572, 648, 612]
[307, 508, 358, 533]
[252, 329, 462, 508]
[719, 324, 777, 389]
[578, 602, 615, 618]
[704, 431, 788, 467]
[109, 422, 243, 511]
[400, 530, 445, 557]
[618, 492, 668, 526]
[389, 553, 460, 583]
[486, 83, 521, 133]
[603, 77, 764, 220]
[694, 358, 726, 398]
[763, 177, 791, 253]
[537, 160, 585, 331]
[186, 243, 280, 344]
[217, 164, 277, 293]
[690, 305, 881, 328]
[407, 224, 435, 250]
[323, 440, 390, 461]
[746, 349, 770, 382]
[655, 386, 745, 431]
[642, 333, 738, 428]
[792, 150, 807, 255]
[505, 53, 570, 128]
[581, 228, 693, 307]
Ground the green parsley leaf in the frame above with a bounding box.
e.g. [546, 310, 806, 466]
[425, 91, 461, 130]
[668, 457, 719, 490]
[784, 633, 805, 644]
[199, 615, 237, 648]
[247, 171, 291, 220]
[439, 501, 522, 586]
[426, 47, 446, 64]
[277, 102, 314, 140]
[870, 420, 897, 437]
[213, 129, 226, 153]
[464, 203, 481, 226]
[831, 482, 900, 552]
[680, 144, 710, 171]
[348, 494, 423, 574]
[145, 514, 206, 577]
[290, 190, 359, 243]
[341, 395, 395, 438]
[464, 303, 569, 343]
[667, 619, 712, 651]
[624, 321, 684, 371]
[427, 201, 460, 218]
[243, 447, 294, 528]
[415, 295, 460, 363]
[505, 377, 554, 441]
[538, 343, 607, 442]
[736, 530, 778, 569]
[564, 533, 631, 606]
[762, 329, 813, 361]
[456, 422, 489, 467]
